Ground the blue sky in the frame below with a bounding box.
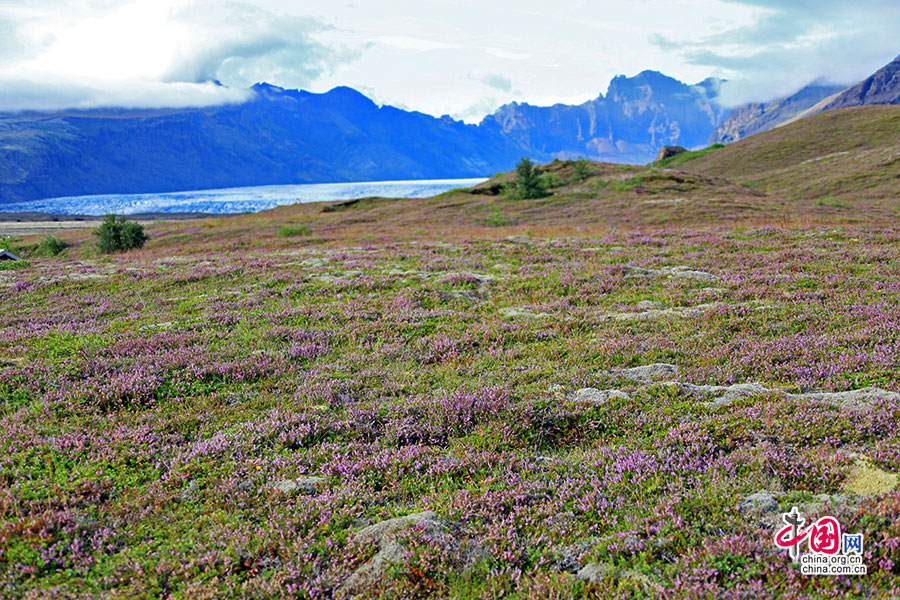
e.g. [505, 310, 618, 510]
[0, 0, 897, 119]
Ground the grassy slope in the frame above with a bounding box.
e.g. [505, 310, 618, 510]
[679, 105, 900, 216]
[3, 117, 900, 598]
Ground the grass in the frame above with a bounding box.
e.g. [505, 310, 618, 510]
[3, 128, 900, 597]
[681, 105, 900, 211]
[610, 175, 644, 191]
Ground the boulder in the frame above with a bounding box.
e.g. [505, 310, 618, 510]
[351, 511, 445, 545]
[340, 511, 457, 597]
[573, 388, 631, 404]
[499, 306, 551, 319]
[615, 363, 680, 383]
[272, 476, 327, 497]
[796, 387, 898, 413]
[738, 491, 779, 516]
[656, 146, 687, 161]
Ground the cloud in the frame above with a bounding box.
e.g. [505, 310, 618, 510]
[453, 96, 507, 123]
[651, 0, 900, 106]
[0, 0, 355, 112]
[471, 73, 515, 94]
[373, 35, 460, 52]
[0, 79, 253, 113]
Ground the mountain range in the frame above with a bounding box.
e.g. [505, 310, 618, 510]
[0, 71, 726, 206]
[1, 54, 899, 206]
[481, 71, 724, 164]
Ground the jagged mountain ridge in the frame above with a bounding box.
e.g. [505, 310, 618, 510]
[482, 71, 725, 164]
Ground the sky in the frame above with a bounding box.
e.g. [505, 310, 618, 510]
[0, 0, 898, 121]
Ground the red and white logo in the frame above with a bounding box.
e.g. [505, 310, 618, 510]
[774, 506, 866, 575]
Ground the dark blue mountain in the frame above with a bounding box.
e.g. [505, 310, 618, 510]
[0, 84, 535, 205]
[0, 71, 728, 205]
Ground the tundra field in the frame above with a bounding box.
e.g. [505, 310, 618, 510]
[3, 108, 900, 599]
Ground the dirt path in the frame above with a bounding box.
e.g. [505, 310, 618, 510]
[0, 220, 103, 237]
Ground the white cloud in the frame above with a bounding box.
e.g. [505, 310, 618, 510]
[0, 0, 351, 111]
[0, 0, 897, 118]
[654, 0, 900, 106]
[374, 35, 460, 52]
[0, 79, 252, 113]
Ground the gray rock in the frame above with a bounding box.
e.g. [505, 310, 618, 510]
[576, 562, 615, 583]
[341, 511, 457, 597]
[623, 266, 659, 280]
[623, 265, 717, 282]
[499, 307, 550, 319]
[615, 363, 680, 383]
[573, 388, 631, 404]
[656, 146, 687, 161]
[178, 479, 200, 502]
[739, 491, 779, 516]
[793, 387, 898, 413]
[555, 537, 605, 573]
[671, 382, 779, 408]
[340, 539, 406, 596]
[635, 300, 661, 310]
[545, 384, 567, 399]
[668, 267, 718, 282]
[605, 302, 722, 321]
[272, 476, 327, 497]
[654, 378, 893, 413]
[576, 562, 659, 591]
[351, 511, 444, 546]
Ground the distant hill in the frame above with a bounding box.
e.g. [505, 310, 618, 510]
[482, 71, 725, 164]
[681, 105, 900, 212]
[709, 54, 900, 144]
[0, 71, 726, 206]
[818, 54, 900, 111]
[708, 83, 844, 144]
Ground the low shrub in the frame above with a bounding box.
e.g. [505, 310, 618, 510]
[279, 225, 312, 237]
[38, 236, 67, 256]
[95, 215, 148, 253]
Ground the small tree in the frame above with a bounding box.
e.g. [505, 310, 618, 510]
[512, 157, 548, 200]
[573, 159, 591, 181]
[95, 215, 148, 253]
[38, 236, 67, 256]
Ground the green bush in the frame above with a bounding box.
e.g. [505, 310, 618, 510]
[38, 236, 67, 256]
[0, 260, 29, 270]
[611, 176, 644, 191]
[279, 225, 312, 237]
[541, 172, 564, 189]
[511, 157, 548, 200]
[95, 215, 149, 253]
[573, 159, 591, 181]
[483, 209, 515, 227]
[0, 238, 20, 253]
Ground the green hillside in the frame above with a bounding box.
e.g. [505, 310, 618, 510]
[678, 105, 900, 212]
